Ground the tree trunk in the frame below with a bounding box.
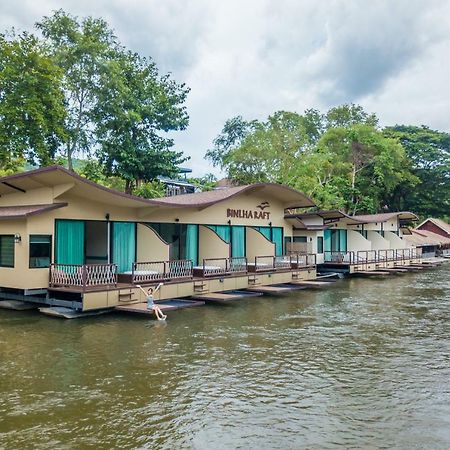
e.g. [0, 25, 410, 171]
[125, 179, 133, 194]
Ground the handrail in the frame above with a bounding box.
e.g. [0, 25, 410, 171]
[254, 255, 275, 271]
[289, 252, 317, 268]
[324, 251, 355, 264]
[133, 259, 193, 282]
[50, 263, 117, 291]
[200, 257, 248, 277]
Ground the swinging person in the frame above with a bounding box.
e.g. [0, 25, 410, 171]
[137, 283, 167, 320]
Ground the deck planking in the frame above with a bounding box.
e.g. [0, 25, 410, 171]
[190, 290, 263, 303]
[115, 299, 205, 316]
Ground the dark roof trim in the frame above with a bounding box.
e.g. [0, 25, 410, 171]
[0, 166, 315, 209]
[2, 181, 26, 193]
[0, 203, 68, 221]
[0, 166, 157, 206]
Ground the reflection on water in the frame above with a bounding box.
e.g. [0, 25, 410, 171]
[1, 265, 449, 449]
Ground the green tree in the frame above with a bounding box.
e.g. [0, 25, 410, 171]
[316, 124, 417, 214]
[188, 173, 217, 191]
[325, 103, 378, 129]
[36, 10, 119, 170]
[384, 125, 450, 219]
[0, 32, 67, 169]
[93, 50, 190, 193]
[207, 105, 417, 213]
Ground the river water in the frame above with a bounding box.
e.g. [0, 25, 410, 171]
[0, 264, 449, 449]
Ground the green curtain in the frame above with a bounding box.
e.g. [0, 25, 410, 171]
[56, 220, 84, 265]
[324, 229, 332, 253]
[231, 226, 245, 257]
[113, 222, 136, 273]
[186, 224, 198, 266]
[272, 227, 283, 256]
[339, 229, 347, 252]
[255, 226, 271, 241]
[207, 225, 231, 243]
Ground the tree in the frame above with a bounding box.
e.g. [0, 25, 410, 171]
[206, 105, 417, 213]
[325, 103, 378, 129]
[384, 125, 450, 219]
[36, 10, 119, 170]
[205, 115, 259, 171]
[316, 124, 417, 214]
[0, 32, 67, 169]
[93, 50, 190, 193]
[206, 111, 320, 185]
[188, 173, 217, 192]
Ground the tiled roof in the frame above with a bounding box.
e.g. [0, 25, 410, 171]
[353, 212, 418, 223]
[404, 229, 450, 246]
[0, 203, 67, 220]
[152, 184, 315, 208]
[417, 218, 450, 235]
[0, 166, 315, 210]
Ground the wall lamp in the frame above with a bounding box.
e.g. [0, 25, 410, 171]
[175, 218, 180, 222]
[14, 233, 21, 244]
[105, 213, 110, 221]
[227, 220, 231, 225]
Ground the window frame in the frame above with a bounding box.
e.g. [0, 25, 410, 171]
[0, 234, 15, 268]
[29, 234, 52, 269]
[317, 236, 324, 254]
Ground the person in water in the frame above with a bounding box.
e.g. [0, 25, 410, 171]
[137, 284, 166, 320]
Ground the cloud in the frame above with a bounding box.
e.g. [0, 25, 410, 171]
[2, 0, 450, 175]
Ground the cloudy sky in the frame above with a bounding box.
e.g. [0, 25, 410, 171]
[2, 0, 450, 175]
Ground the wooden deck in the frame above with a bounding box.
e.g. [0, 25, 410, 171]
[246, 284, 308, 295]
[290, 280, 336, 287]
[115, 299, 205, 316]
[190, 290, 263, 303]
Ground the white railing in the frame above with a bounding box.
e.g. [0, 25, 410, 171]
[131, 259, 193, 283]
[50, 263, 117, 290]
[253, 255, 275, 272]
[274, 255, 291, 269]
[290, 253, 317, 268]
[168, 259, 194, 279]
[229, 257, 248, 274]
[132, 261, 166, 283]
[197, 257, 248, 277]
[324, 251, 356, 264]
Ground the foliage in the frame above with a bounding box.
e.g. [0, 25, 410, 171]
[207, 105, 424, 214]
[133, 180, 166, 199]
[0, 32, 67, 170]
[384, 125, 450, 219]
[36, 10, 119, 170]
[0, 10, 191, 192]
[188, 173, 217, 191]
[93, 50, 190, 193]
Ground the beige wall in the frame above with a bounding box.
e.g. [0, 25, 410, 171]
[347, 230, 372, 252]
[198, 225, 230, 262]
[138, 191, 292, 236]
[0, 185, 298, 290]
[136, 224, 169, 262]
[246, 227, 275, 260]
[384, 231, 406, 249]
[367, 230, 390, 250]
[349, 218, 399, 232]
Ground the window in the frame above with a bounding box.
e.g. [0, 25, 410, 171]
[293, 236, 307, 243]
[317, 236, 324, 254]
[29, 235, 52, 268]
[0, 235, 14, 267]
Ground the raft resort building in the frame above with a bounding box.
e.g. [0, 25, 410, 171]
[0, 166, 426, 315]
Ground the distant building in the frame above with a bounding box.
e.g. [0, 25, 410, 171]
[158, 167, 196, 196]
[416, 218, 450, 239]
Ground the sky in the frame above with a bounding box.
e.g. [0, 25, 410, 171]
[2, 0, 450, 176]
